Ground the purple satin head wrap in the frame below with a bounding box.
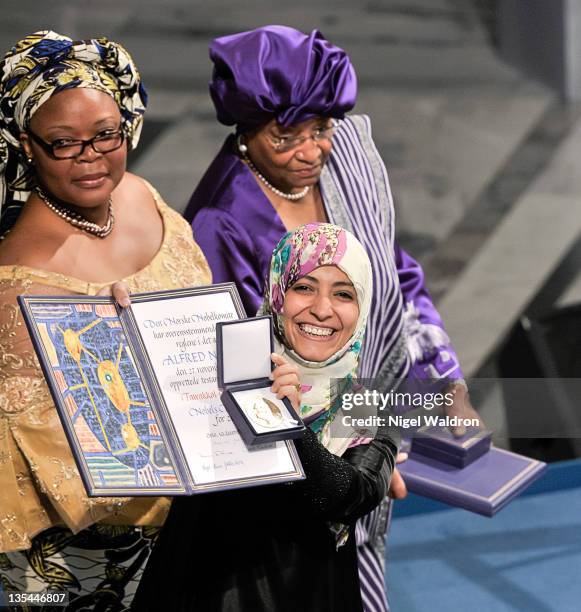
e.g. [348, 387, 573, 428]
[209, 25, 357, 132]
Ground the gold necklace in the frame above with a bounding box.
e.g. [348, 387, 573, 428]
[35, 186, 114, 238]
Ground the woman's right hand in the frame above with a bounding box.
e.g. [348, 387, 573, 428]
[270, 353, 302, 412]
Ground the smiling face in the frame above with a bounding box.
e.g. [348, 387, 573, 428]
[282, 265, 360, 362]
[21, 88, 127, 209]
[243, 117, 334, 193]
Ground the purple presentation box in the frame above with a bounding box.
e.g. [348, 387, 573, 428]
[410, 425, 493, 468]
[216, 316, 306, 446]
[398, 446, 547, 516]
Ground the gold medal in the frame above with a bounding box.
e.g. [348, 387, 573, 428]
[244, 397, 284, 428]
[238, 394, 299, 430]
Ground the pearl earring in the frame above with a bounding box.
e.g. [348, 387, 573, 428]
[237, 134, 248, 154]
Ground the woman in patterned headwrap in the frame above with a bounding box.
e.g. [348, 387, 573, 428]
[184, 25, 476, 612]
[0, 31, 211, 609]
[133, 223, 400, 612]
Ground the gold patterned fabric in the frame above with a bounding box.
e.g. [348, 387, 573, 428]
[0, 524, 162, 611]
[0, 183, 211, 554]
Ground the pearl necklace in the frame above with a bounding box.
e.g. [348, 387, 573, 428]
[242, 154, 309, 201]
[35, 186, 114, 238]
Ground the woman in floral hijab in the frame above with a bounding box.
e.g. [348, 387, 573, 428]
[263, 222, 373, 455]
[133, 223, 400, 612]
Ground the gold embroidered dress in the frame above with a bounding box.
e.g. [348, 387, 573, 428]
[0, 186, 210, 606]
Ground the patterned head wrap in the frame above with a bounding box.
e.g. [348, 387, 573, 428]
[0, 30, 147, 236]
[261, 223, 373, 454]
[209, 25, 357, 133]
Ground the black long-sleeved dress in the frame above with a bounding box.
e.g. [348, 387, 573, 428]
[132, 429, 398, 612]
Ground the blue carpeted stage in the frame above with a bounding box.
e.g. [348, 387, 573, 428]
[387, 459, 581, 611]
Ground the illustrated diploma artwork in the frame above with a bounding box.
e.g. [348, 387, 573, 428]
[19, 285, 304, 496]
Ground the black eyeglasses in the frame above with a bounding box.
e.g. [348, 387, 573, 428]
[27, 127, 125, 160]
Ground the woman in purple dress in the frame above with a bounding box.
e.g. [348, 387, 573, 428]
[184, 25, 472, 612]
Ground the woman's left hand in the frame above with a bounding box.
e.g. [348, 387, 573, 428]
[388, 452, 409, 499]
[444, 382, 483, 437]
[388, 467, 408, 499]
[270, 353, 302, 412]
[97, 281, 131, 307]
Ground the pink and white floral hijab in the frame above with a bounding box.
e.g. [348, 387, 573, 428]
[261, 223, 373, 455]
